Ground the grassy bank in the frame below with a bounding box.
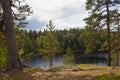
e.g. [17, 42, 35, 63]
[0, 64, 120, 80]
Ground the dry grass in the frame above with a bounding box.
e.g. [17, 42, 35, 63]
[0, 65, 120, 80]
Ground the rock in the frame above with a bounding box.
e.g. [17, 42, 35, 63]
[65, 66, 81, 71]
[43, 67, 58, 72]
[71, 68, 77, 71]
[71, 67, 80, 71]
[43, 68, 50, 72]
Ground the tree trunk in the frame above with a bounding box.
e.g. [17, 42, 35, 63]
[116, 16, 120, 66]
[106, 0, 111, 66]
[1, 0, 23, 70]
[50, 48, 53, 68]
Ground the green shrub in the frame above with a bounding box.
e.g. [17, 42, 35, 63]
[63, 53, 75, 65]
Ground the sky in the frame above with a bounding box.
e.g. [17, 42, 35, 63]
[25, 0, 88, 31]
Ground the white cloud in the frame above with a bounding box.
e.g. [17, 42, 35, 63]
[25, 0, 88, 30]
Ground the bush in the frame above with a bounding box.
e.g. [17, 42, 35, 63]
[63, 53, 75, 65]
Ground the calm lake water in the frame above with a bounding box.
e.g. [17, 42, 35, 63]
[23, 53, 108, 68]
[24, 55, 63, 68]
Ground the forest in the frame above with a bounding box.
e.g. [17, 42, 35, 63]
[13, 26, 112, 56]
[0, 0, 120, 80]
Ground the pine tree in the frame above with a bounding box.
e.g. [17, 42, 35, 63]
[85, 0, 120, 66]
[111, 9, 120, 66]
[41, 20, 59, 68]
[1, 0, 23, 70]
[0, 0, 32, 70]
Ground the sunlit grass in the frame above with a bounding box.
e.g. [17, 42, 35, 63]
[76, 64, 107, 68]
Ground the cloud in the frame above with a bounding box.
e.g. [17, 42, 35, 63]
[59, 6, 79, 19]
[24, 18, 46, 31]
[25, 0, 88, 30]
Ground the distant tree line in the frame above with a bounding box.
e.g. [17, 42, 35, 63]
[15, 26, 110, 56]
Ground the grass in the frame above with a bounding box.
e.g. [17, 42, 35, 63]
[0, 64, 120, 80]
[92, 69, 120, 80]
[77, 64, 106, 68]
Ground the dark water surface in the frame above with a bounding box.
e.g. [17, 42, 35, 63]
[23, 53, 108, 68]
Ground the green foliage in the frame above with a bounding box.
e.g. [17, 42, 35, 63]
[110, 33, 118, 66]
[85, 44, 93, 54]
[42, 34, 59, 55]
[39, 20, 59, 67]
[63, 53, 75, 65]
[36, 36, 44, 53]
[63, 47, 75, 65]
[85, 0, 120, 28]
[85, 0, 120, 65]
[18, 48, 24, 57]
[15, 27, 87, 57]
[41, 21, 59, 57]
[0, 32, 7, 69]
[66, 46, 73, 54]
[80, 27, 106, 53]
[15, 27, 109, 57]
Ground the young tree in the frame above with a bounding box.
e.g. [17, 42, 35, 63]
[63, 47, 75, 65]
[41, 20, 59, 68]
[85, 0, 120, 66]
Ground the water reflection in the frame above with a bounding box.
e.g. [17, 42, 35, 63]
[24, 55, 63, 68]
[23, 53, 107, 68]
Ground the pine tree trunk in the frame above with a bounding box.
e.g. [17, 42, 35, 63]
[116, 17, 119, 66]
[1, 0, 23, 70]
[106, 0, 111, 66]
[50, 48, 53, 68]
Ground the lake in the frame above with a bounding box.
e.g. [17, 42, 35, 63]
[23, 53, 108, 68]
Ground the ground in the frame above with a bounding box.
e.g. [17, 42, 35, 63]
[0, 64, 120, 80]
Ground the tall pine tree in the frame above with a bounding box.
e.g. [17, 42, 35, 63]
[85, 0, 120, 66]
[0, 0, 32, 70]
[1, 0, 23, 70]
